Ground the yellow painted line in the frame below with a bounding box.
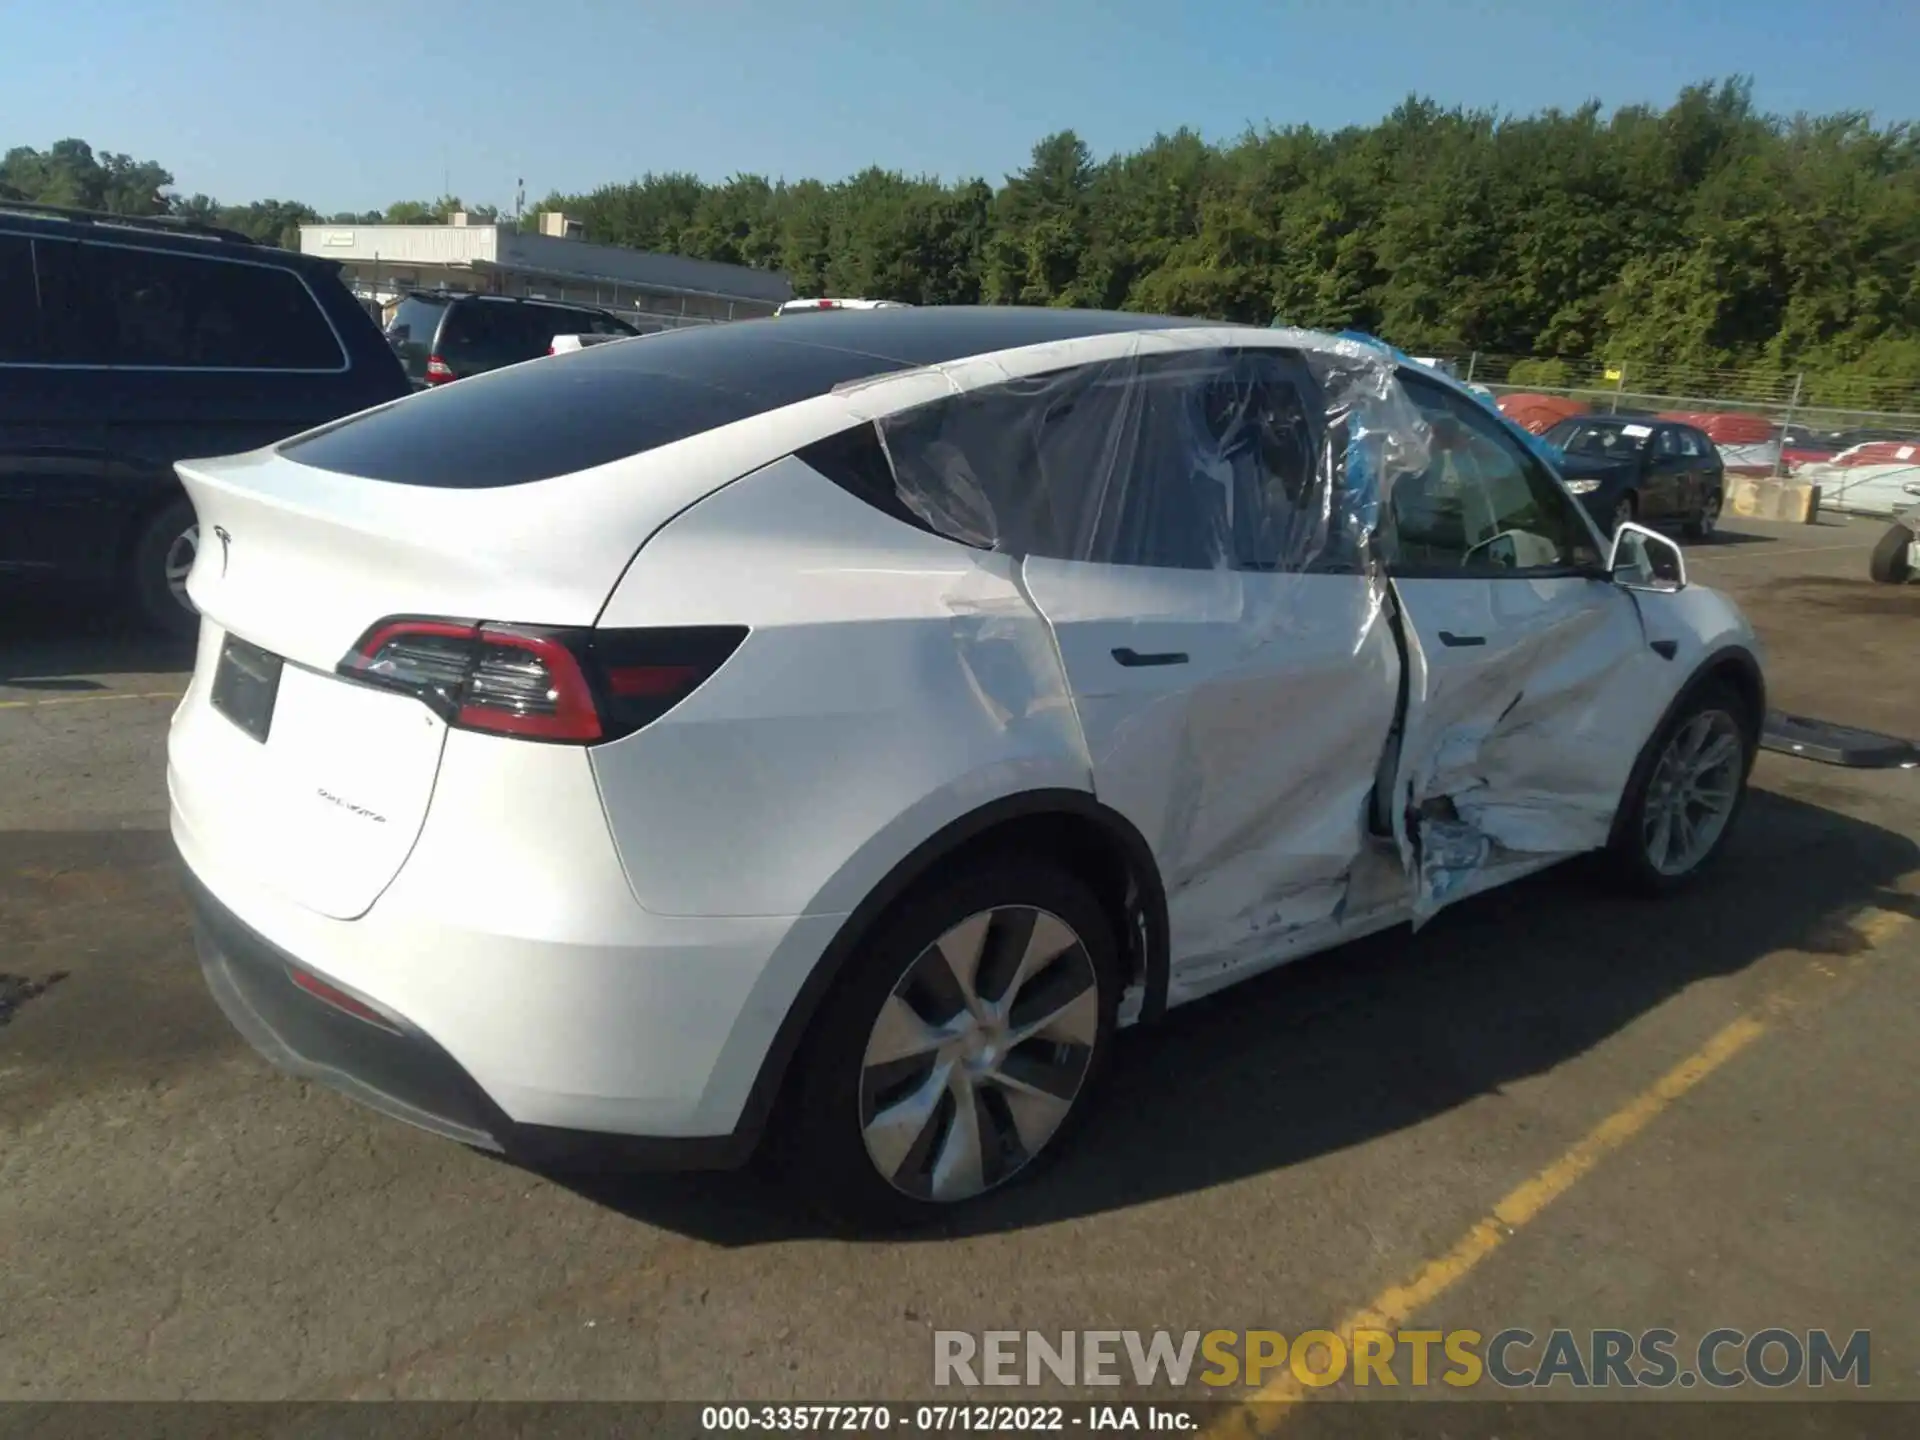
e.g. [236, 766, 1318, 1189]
[0, 689, 185, 710]
[1206, 901, 1913, 1438]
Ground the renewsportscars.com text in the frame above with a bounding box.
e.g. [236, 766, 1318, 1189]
[933, 1327, 1871, 1390]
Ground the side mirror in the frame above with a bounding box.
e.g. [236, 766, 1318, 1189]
[1609, 521, 1686, 592]
[1465, 529, 1567, 570]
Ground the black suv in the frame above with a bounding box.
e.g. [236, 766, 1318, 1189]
[384, 292, 642, 387]
[0, 203, 411, 638]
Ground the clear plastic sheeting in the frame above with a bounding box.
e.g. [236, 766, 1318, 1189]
[840, 329, 1447, 992]
[858, 331, 1433, 585]
[827, 323, 1660, 979]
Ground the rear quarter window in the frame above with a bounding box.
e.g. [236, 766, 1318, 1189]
[278, 323, 914, 487]
[387, 297, 446, 349]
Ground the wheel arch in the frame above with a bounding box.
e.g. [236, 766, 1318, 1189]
[732, 788, 1170, 1153]
[117, 481, 195, 585]
[1606, 641, 1766, 851]
[1690, 642, 1767, 746]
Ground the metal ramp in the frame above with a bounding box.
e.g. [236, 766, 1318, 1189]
[1761, 710, 1920, 768]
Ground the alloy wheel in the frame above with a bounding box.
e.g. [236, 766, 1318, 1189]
[858, 905, 1100, 1204]
[1642, 708, 1743, 876]
[1699, 492, 1720, 536]
[1612, 497, 1635, 534]
[163, 523, 199, 612]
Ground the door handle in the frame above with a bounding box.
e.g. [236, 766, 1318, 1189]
[1111, 647, 1188, 667]
[1436, 631, 1486, 647]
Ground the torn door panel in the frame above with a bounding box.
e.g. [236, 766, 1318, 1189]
[1156, 592, 1404, 991]
[848, 328, 1438, 980]
[1388, 577, 1659, 921]
[938, 560, 1088, 747]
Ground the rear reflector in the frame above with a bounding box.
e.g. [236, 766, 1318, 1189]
[289, 965, 401, 1033]
[337, 619, 747, 744]
[605, 664, 703, 697]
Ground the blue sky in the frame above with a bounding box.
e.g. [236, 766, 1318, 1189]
[3, 0, 1914, 213]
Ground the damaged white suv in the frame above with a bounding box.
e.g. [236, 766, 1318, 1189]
[168, 307, 1765, 1227]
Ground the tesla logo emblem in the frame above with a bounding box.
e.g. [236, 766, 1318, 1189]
[213, 525, 231, 576]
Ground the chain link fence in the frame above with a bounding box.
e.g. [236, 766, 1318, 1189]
[1420, 350, 1920, 483]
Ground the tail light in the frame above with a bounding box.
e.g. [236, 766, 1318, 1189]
[424, 355, 455, 384]
[337, 618, 747, 744]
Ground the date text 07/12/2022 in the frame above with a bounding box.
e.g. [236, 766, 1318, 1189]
[700, 1404, 1198, 1432]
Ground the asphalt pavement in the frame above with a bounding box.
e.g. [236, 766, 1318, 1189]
[2, 515, 1915, 1423]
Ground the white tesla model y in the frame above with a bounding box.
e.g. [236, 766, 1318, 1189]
[168, 307, 1766, 1226]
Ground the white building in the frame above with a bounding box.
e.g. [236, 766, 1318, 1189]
[298, 212, 792, 331]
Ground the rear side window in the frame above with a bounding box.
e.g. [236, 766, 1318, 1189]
[28, 239, 112, 363]
[860, 347, 1336, 572]
[43, 242, 344, 370]
[520, 306, 591, 347]
[0, 234, 38, 362]
[441, 300, 533, 356]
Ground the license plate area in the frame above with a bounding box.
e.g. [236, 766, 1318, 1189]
[211, 634, 284, 744]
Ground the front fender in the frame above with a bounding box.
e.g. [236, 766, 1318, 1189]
[1625, 581, 1767, 723]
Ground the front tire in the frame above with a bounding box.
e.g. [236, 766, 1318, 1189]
[775, 860, 1120, 1230]
[1605, 680, 1755, 895]
[1610, 492, 1638, 536]
[1869, 522, 1914, 584]
[129, 497, 202, 641]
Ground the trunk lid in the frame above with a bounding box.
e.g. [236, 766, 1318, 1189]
[169, 617, 453, 920]
[175, 446, 670, 668]
[169, 436, 740, 919]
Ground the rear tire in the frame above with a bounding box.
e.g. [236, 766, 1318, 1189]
[1604, 679, 1755, 896]
[1869, 523, 1914, 585]
[771, 859, 1120, 1231]
[129, 497, 202, 641]
[1682, 489, 1722, 541]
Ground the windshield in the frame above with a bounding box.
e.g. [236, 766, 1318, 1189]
[1545, 420, 1652, 459]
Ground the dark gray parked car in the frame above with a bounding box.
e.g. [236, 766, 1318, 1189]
[384, 292, 642, 388]
[1541, 415, 1727, 539]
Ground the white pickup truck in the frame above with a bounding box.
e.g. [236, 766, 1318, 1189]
[547, 332, 640, 355]
[775, 298, 912, 316]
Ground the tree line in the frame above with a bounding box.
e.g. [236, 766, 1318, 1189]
[6, 78, 1916, 400]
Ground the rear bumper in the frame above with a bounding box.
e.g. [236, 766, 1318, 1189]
[181, 856, 757, 1172]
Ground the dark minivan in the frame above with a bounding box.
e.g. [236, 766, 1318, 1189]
[0, 203, 412, 637]
[384, 292, 642, 388]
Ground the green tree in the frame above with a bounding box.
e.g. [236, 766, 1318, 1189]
[1, 139, 172, 213]
[11, 77, 1920, 397]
